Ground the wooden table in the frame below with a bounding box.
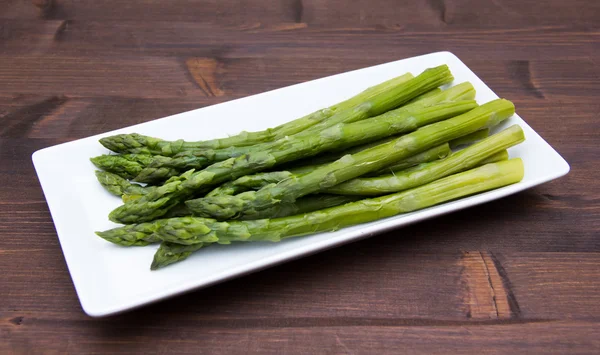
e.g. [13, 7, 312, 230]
[1, 0, 599, 353]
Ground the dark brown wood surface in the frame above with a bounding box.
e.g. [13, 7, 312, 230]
[1, 0, 599, 353]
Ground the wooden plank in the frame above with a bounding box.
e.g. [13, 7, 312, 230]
[0, 54, 206, 99]
[0, 96, 226, 139]
[2, 230, 600, 322]
[0, 65, 598, 143]
[500, 253, 600, 319]
[0, 55, 598, 101]
[2, 0, 600, 28]
[1, 318, 599, 354]
[1, 0, 301, 24]
[303, 0, 600, 27]
[1, 19, 598, 60]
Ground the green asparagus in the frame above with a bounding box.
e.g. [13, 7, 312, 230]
[90, 154, 154, 180]
[449, 128, 490, 148]
[185, 99, 514, 220]
[99, 72, 417, 155]
[109, 100, 479, 224]
[151, 242, 207, 270]
[206, 143, 453, 197]
[150, 194, 362, 269]
[184, 81, 472, 163]
[133, 99, 475, 185]
[99, 195, 361, 245]
[324, 125, 523, 195]
[99, 159, 523, 248]
[95, 170, 147, 198]
[120, 169, 206, 202]
[154, 159, 525, 246]
[132, 68, 461, 184]
[368, 143, 451, 175]
[405, 87, 442, 104]
[206, 171, 295, 197]
[283, 66, 457, 137]
[480, 150, 509, 164]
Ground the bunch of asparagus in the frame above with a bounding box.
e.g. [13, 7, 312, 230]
[92, 65, 526, 270]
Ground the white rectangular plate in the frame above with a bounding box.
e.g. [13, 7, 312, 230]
[33, 52, 569, 317]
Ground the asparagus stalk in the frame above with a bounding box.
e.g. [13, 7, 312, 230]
[405, 87, 442, 104]
[368, 143, 451, 175]
[449, 128, 490, 149]
[193, 147, 509, 215]
[188, 81, 473, 163]
[285, 66, 456, 136]
[151, 242, 207, 270]
[241, 194, 363, 220]
[150, 194, 362, 269]
[97, 220, 165, 246]
[185, 99, 514, 220]
[151, 159, 525, 246]
[324, 125, 523, 195]
[325, 150, 509, 196]
[206, 143, 452, 197]
[206, 171, 295, 197]
[133, 99, 475, 185]
[289, 134, 451, 172]
[480, 150, 509, 164]
[120, 169, 203, 202]
[99, 159, 524, 248]
[109, 100, 479, 224]
[99, 194, 362, 245]
[99, 72, 418, 155]
[95, 170, 147, 198]
[90, 154, 154, 180]
[131, 68, 460, 184]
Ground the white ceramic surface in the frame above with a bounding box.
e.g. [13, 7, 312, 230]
[32, 52, 569, 317]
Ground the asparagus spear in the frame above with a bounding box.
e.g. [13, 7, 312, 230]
[151, 242, 207, 270]
[150, 194, 362, 269]
[99, 194, 362, 245]
[281, 81, 472, 169]
[205, 139, 486, 202]
[131, 68, 460, 183]
[324, 125, 523, 195]
[95, 170, 147, 198]
[191, 146, 510, 216]
[90, 154, 154, 180]
[150, 159, 525, 247]
[288, 133, 451, 172]
[206, 143, 452, 197]
[133, 99, 475, 185]
[368, 143, 451, 175]
[405, 87, 442, 104]
[97, 220, 165, 246]
[480, 150, 509, 164]
[206, 171, 295, 197]
[186, 80, 473, 162]
[109, 100, 480, 224]
[119, 169, 204, 202]
[283, 66, 456, 136]
[99, 72, 417, 155]
[185, 99, 514, 220]
[449, 128, 490, 149]
[99, 159, 524, 248]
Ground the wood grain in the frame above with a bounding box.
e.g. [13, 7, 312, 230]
[2, 20, 598, 61]
[1, 0, 599, 353]
[3, 0, 600, 27]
